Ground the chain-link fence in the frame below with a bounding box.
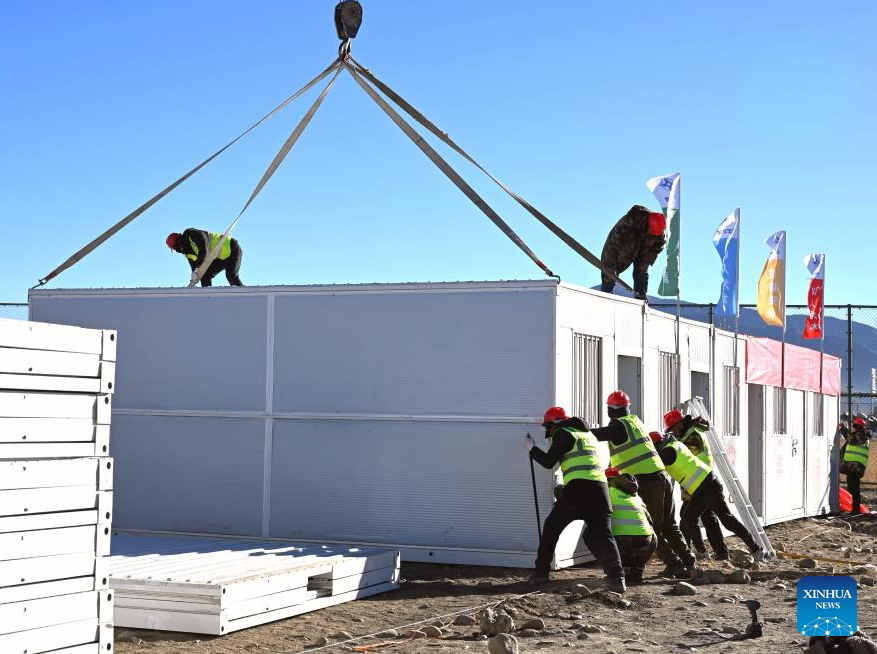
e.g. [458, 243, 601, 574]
[651, 302, 877, 421]
[0, 303, 27, 321]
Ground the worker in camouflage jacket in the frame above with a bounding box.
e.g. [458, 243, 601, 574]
[600, 205, 667, 300]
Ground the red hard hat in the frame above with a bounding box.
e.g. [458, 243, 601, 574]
[607, 390, 631, 408]
[852, 417, 867, 428]
[648, 212, 667, 236]
[605, 466, 620, 479]
[166, 233, 181, 250]
[542, 406, 567, 427]
[663, 409, 684, 430]
[649, 431, 663, 445]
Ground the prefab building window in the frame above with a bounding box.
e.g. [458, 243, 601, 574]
[572, 333, 601, 426]
[660, 352, 680, 417]
[773, 387, 787, 434]
[813, 394, 824, 436]
[723, 365, 740, 436]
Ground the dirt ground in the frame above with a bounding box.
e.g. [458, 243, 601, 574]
[116, 491, 877, 654]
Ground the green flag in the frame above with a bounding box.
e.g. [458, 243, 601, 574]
[646, 172, 681, 296]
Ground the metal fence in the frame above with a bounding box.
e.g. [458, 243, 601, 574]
[0, 303, 27, 321]
[651, 302, 877, 421]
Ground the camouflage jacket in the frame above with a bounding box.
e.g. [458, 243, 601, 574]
[601, 205, 668, 271]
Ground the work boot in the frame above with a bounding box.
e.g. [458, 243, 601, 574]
[713, 549, 730, 561]
[626, 570, 645, 586]
[695, 548, 711, 561]
[607, 576, 627, 594]
[658, 563, 690, 579]
[750, 547, 768, 562]
[527, 571, 550, 586]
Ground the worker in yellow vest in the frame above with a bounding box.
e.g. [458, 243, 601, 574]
[606, 467, 656, 586]
[663, 410, 729, 561]
[166, 229, 243, 287]
[840, 416, 870, 515]
[525, 406, 626, 592]
[650, 430, 764, 560]
[586, 391, 695, 578]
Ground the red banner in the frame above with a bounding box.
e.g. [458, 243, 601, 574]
[745, 336, 841, 396]
[803, 278, 824, 339]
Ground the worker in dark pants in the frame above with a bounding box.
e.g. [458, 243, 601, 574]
[606, 467, 656, 585]
[600, 205, 668, 300]
[651, 431, 765, 560]
[525, 406, 626, 593]
[663, 411, 729, 561]
[840, 417, 870, 515]
[586, 391, 695, 578]
[166, 229, 243, 287]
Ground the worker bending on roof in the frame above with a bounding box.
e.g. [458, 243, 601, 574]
[606, 467, 656, 586]
[166, 229, 243, 287]
[525, 407, 626, 593]
[840, 417, 870, 515]
[600, 205, 667, 301]
[664, 411, 729, 561]
[586, 391, 695, 579]
[652, 424, 765, 560]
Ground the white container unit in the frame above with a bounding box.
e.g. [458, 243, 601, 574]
[29, 280, 838, 568]
[0, 318, 115, 654]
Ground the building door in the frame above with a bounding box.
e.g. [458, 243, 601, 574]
[747, 384, 765, 517]
[691, 371, 711, 415]
[617, 356, 642, 416]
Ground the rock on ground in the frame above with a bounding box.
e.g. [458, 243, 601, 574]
[480, 608, 515, 636]
[488, 633, 520, 654]
[673, 582, 697, 596]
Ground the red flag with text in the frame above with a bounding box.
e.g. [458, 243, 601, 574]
[803, 254, 825, 340]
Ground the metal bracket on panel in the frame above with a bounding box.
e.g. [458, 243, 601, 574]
[94, 558, 110, 591]
[99, 361, 115, 395]
[97, 491, 113, 525]
[99, 621, 114, 648]
[98, 456, 113, 490]
[95, 395, 112, 425]
[101, 330, 117, 362]
[99, 589, 114, 622]
[94, 425, 110, 457]
[95, 524, 112, 557]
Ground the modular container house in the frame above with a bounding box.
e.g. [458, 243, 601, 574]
[30, 280, 840, 568]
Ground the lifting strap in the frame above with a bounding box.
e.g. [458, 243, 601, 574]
[344, 62, 556, 279]
[35, 58, 342, 288]
[189, 64, 343, 287]
[347, 57, 631, 291]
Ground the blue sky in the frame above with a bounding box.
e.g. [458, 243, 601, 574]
[2, 1, 874, 304]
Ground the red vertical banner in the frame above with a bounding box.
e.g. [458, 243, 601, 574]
[803, 278, 824, 339]
[802, 254, 825, 340]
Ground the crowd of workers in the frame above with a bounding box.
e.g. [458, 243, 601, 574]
[525, 390, 871, 592]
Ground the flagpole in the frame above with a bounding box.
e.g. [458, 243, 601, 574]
[820, 256, 825, 394]
[734, 209, 741, 404]
[676, 180, 682, 406]
[781, 233, 787, 389]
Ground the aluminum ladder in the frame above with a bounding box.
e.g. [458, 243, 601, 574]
[683, 396, 774, 558]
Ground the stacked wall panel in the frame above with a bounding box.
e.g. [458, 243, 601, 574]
[0, 318, 115, 653]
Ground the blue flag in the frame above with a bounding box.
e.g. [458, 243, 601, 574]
[713, 208, 740, 318]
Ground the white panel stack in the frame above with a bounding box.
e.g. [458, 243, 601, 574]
[109, 534, 401, 635]
[0, 318, 115, 654]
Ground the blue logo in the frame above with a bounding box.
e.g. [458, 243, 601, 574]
[797, 576, 857, 637]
